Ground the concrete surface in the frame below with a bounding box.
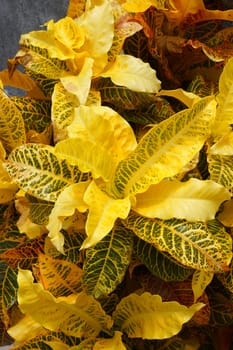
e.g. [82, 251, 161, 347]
[0, 0, 69, 69]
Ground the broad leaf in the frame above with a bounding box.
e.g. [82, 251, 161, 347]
[0, 87, 26, 153]
[26, 194, 54, 226]
[135, 238, 193, 282]
[93, 331, 126, 350]
[7, 314, 44, 343]
[47, 182, 89, 253]
[192, 270, 214, 302]
[124, 212, 232, 272]
[82, 222, 134, 298]
[134, 178, 230, 221]
[37, 254, 83, 297]
[101, 54, 161, 93]
[81, 180, 131, 249]
[208, 154, 233, 189]
[3, 143, 89, 202]
[112, 292, 204, 339]
[111, 96, 216, 198]
[17, 269, 113, 338]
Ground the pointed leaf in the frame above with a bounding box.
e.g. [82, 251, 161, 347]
[47, 182, 89, 253]
[102, 54, 161, 93]
[37, 254, 83, 297]
[134, 178, 230, 221]
[3, 143, 89, 202]
[81, 181, 131, 249]
[192, 270, 214, 303]
[157, 88, 200, 108]
[111, 96, 216, 197]
[124, 212, 232, 272]
[0, 87, 26, 153]
[83, 222, 134, 298]
[112, 292, 204, 339]
[17, 269, 113, 338]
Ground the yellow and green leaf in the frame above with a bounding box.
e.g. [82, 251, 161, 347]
[93, 331, 126, 350]
[192, 270, 214, 302]
[17, 269, 113, 338]
[112, 292, 204, 339]
[124, 212, 232, 272]
[134, 178, 230, 221]
[82, 222, 134, 298]
[3, 143, 89, 202]
[208, 154, 233, 189]
[111, 96, 216, 198]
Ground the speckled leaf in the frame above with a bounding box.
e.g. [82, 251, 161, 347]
[3, 143, 89, 202]
[135, 238, 193, 282]
[192, 270, 214, 302]
[0, 87, 26, 153]
[111, 96, 216, 198]
[17, 269, 113, 338]
[112, 292, 204, 339]
[26, 194, 54, 225]
[124, 212, 232, 272]
[0, 262, 18, 327]
[37, 254, 83, 297]
[208, 154, 233, 189]
[82, 222, 134, 298]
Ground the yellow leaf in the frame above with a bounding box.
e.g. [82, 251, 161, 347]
[7, 314, 44, 343]
[66, 0, 86, 18]
[66, 105, 137, 164]
[211, 129, 233, 155]
[0, 180, 18, 203]
[134, 178, 230, 221]
[17, 269, 113, 338]
[60, 57, 94, 105]
[122, 0, 167, 12]
[94, 331, 126, 350]
[45, 341, 69, 350]
[101, 55, 161, 93]
[81, 180, 131, 249]
[113, 292, 204, 339]
[192, 270, 214, 303]
[47, 182, 89, 253]
[217, 199, 233, 227]
[157, 88, 200, 108]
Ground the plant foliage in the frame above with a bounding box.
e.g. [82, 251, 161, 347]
[1, 0, 233, 348]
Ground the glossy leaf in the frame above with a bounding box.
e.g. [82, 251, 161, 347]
[113, 292, 204, 339]
[134, 178, 230, 221]
[37, 254, 83, 297]
[111, 96, 216, 198]
[17, 269, 113, 338]
[101, 54, 161, 93]
[0, 87, 26, 153]
[82, 222, 134, 298]
[208, 154, 233, 189]
[192, 270, 214, 302]
[81, 180, 131, 249]
[135, 238, 193, 282]
[124, 212, 232, 272]
[4, 143, 89, 202]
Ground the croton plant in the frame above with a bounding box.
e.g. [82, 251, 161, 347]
[1, 0, 233, 349]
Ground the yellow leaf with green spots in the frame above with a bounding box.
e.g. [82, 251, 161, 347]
[192, 270, 214, 302]
[3, 143, 89, 202]
[81, 180, 131, 249]
[0, 87, 26, 153]
[111, 96, 216, 198]
[124, 212, 232, 272]
[112, 292, 204, 339]
[17, 269, 113, 338]
[208, 154, 233, 189]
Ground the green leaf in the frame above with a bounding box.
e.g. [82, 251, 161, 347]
[112, 292, 204, 339]
[135, 238, 193, 282]
[124, 212, 232, 272]
[0, 87, 26, 153]
[209, 291, 233, 326]
[208, 154, 233, 189]
[111, 96, 216, 198]
[17, 269, 113, 338]
[4, 143, 89, 202]
[82, 222, 134, 298]
[26, 194, 54, 225]
[0, 262, 18, 326]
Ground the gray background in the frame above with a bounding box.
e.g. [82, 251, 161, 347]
[0, 0, 69, 70]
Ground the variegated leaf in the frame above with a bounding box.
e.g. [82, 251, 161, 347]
[217, 259, 233, 294]
[37, 254, 83, 297]
[111, 96, 216, 198]
[66, 0, 86, 18]
[0, 87, 26, 153]
[208, 154, 233, 189]
[124, 212, 232, 272]
[192, 270, 214, 302]
[122, 0, 167, 12]
[93, 331, 126, 350]
[26, 194, 54, 225]
[112, 292, 204, 339]
[82, 222, 134, 298]
[135, 238, 193, 282]
[17, 269, 113, 338]
[3, 143, 89, 202]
